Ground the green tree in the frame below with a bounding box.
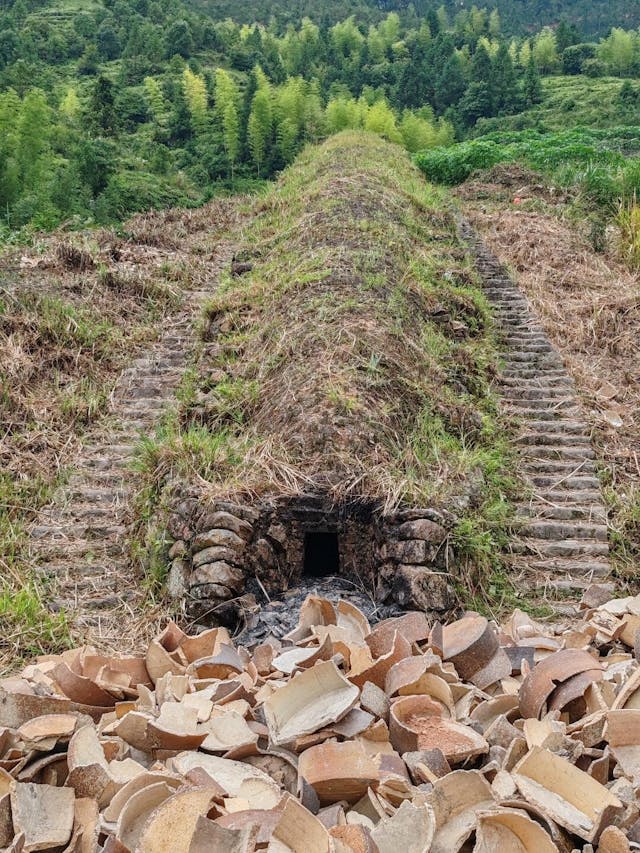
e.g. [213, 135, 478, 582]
[470, 43, 495, 113]
[436, 53, 466, 111]
[166, 20, 193, 59]
[458, 81, 493, 126]
[532, 27, 559, 74]
[330, 17, 364, 63]
[555, 19, 581, 53]
[144, 76, 167, 126]
[302, 81, 325, 142]
[0, 89, 21, 208]
[76, 137, 116, 197]
[60, 87, 81, 124]
[17, 89, 51, 190]
[88, 75, 117, 134]
[399, 111, 453, 152]
[325, 96, 363, 133]
[598, 28, 636, 76]
[77, 43, 99, 75]
[214, 68, 240, 177]
[97, 21, 120, 61]
[562, 43, 597, 75]
[247, 87, 272, 176]
[182, 67, 208, 134]
[493, 43, 521, 114]
[363, 99, 401, 143]
[0, 28, 19, 68]
[524, 56, 544, 105]
[488, 9, 501, 38]
[74, 12, 97, 40]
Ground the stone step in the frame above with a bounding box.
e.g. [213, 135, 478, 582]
[531, 489, 604, 504]
[502, 343, 555, 355]
[490, 298, 530, 308]
[521, 520, 608, 542]
[75, 457, 129, 474]
[529, 475, 602, 490]
[499, 366, 567, 379]
[118, 385, 171, 401]
[500, 387, 576, 401]
[35, 538, 128, 559]
[506, 409, 573, 421]
[522, 459, 597, 475]
[511, 539, 609, 558]
[504, 397, 577, 411]
[503, 352, 563, 365]
[43, 503, 123, 522]
[130, 357, 183, 370]
[500, 331, 547, 341]
[118, 399, 168, 414]
[516, 433, 592, 447]
[501, 369, 568, 380]
[68, 470, 128, 487]
[35, 559, 119, 579]
[520, 420, 588, 434]
[517, 505, 607, 523]
[68, 487, 127, 503]
[524, 557, 611, 578]
[521, 445, 595, 460]
[31, 522, 128, 541]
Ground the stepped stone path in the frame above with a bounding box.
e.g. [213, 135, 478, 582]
[459, 221, 612, 602]
[28, 248, 232, 646]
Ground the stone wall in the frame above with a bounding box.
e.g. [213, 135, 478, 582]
[166, 494, 458, 625]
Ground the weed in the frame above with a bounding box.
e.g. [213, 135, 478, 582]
[0, 473, 72, 671]
[0, 581, 72, 664]
[617, 196, 640, 268]
[605, 484, 640, 584]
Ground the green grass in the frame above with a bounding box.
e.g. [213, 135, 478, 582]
[0, 227, 193, 666]
[0, 582, 72, 660]
[603, 484, 640, 585]
[0, 473, 73, 671]
[38, 294, 118, 353]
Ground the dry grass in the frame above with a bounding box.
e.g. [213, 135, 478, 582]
[0, 198, 244, 664]
[463, 185, 640, 578]
[143, 132, 512, 523]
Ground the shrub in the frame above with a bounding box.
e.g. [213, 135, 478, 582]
[576, 163, 622, 210]
[415, 140, 504, 185]
[94, 171, 193, 222]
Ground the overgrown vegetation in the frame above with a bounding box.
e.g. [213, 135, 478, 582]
[416, 126, 640, 266]
[4, 0, 640, 236]
[0, 221, 206, 668]
[5, 0, 639, 235]
[135, 131, 518, 597]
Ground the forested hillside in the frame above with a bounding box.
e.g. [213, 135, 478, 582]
[4, 0, 640, 238]
[187, 0, 640, 36]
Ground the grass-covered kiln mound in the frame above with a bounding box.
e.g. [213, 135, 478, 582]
[140, 132, 515, 619]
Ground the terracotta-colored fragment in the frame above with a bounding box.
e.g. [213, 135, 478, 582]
[298, 741, 379, 805]
[519, 650, 602, 720]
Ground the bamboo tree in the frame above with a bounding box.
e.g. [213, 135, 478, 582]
[182, 68, 208, 134]
[214, 68, 240, 180]
[247, 88, 272, 177]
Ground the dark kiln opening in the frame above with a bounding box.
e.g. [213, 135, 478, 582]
[303, 531, 340, 578]
[180, 493, 457, 633]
